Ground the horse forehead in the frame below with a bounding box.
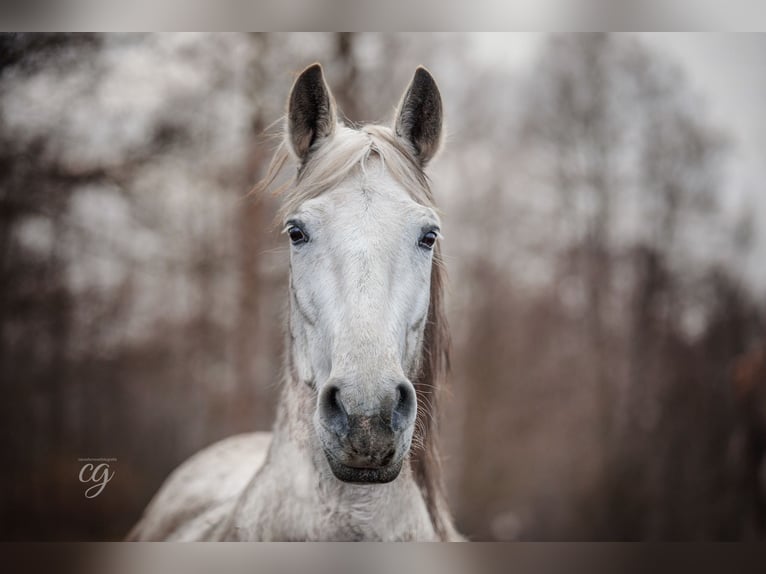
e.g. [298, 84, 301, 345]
[325, 173, 425, 229]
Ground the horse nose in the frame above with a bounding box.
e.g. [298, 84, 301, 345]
[318, 378, 417, 436]
[318, 378, 417, 473]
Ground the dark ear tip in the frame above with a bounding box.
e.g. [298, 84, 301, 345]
[413, 66, 437, 85]
[296, 63, 324, 82]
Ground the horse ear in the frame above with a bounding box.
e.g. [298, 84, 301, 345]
[287, 63, 337, 161]
[394, 67, 443, 166]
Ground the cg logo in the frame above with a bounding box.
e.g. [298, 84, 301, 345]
[78, 459, 115, 499]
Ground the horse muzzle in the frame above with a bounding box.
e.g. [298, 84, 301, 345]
[316, 378, 417, 484]
[324, 446, 404, 484]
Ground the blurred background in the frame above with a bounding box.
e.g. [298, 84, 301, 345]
[1, 33, 765, 541]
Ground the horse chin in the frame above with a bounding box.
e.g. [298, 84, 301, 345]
[324, 452, 403, 484]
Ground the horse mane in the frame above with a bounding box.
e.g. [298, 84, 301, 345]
[257, 122, 451, 539]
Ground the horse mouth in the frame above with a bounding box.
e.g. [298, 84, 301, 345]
[324, 451, 403, 484]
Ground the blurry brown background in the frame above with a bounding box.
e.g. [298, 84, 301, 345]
[1, 33, 765, 541]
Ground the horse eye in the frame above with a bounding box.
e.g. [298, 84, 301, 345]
[287, 225, 308, 245]
[419, 230, 438, 250]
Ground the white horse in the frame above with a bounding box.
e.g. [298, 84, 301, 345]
[128, 63, 461, 541]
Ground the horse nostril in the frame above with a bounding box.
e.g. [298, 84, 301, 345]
[380, 448, 395, 466]
[391, 382, 416, 432]
[319, 384, 350, 437]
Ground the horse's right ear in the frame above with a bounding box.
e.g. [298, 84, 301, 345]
[394, 67, 443, 166]
[287, 63, 337, 162]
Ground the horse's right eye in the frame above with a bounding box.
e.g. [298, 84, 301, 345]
[287, 225, 309, 245]
[418, 230, 438, 250]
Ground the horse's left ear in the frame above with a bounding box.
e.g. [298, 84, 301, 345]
[394, 67, 443, 166]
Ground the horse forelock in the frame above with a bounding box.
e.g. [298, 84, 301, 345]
[257, 121, 450, 539]
[256, 123, 435, 219]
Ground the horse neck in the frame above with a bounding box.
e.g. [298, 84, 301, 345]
[270, 371, 318, 449]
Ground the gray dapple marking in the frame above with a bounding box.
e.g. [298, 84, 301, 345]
[128, 64, 461, 541]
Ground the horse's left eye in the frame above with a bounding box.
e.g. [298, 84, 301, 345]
[418, 230, 438, 250]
